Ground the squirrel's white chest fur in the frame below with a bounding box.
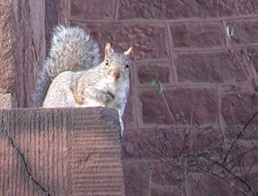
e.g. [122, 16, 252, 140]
[82, 74, 130, 117]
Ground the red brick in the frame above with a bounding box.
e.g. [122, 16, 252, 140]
[123, 128, 185, 159]
[186, 174, 238, 196]
[123, 89, 134, 129]
[70, 0, 116, 20]
[137, 62, 172, 84]
[124, 126, 224, 159]
[171, 22, 225, 48]
[235, 170, 258, 194]
[226, 140, 258, 174]
[152, 162, 184, 186]
[185, 127, 226, 173]
[225, 124, 258, 141]
[151, 187, 183, 196]
[118, 0, 258, 20]
[12, 1, 46, 107]
[123, 161, 151, 196]
[163, 88, 218, 124]
[187, 155, 225, 174]
[140, 88, 174, 125]
[186, 140, 258, 195]
[175, 51, 247, 83]
[188, 126, 224, 154]
[227, 20, 258, 45]
[140, 87, 218, 125]
[0, 2, 15, 94]
[72, 22, 170, 60]
[123, 126, 224, 161]
[222, 98, 258, 127]
[238, 46, 258, 75]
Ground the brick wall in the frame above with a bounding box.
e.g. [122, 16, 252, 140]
[63, 1, 258, 195]
[1, 0, 258, 195]
[68, 0, 258, 196]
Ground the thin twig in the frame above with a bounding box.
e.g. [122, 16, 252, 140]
[161, 91, 176, 123]
[208, 157, 255, 195]
[224, 146, 257, 168]
[189, 94, 197, 151]
[193, 164, 250, 196]
[223, 110, 258, 164]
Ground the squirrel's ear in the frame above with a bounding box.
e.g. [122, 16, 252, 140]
[124, 47, 133, 56]
[105, 43, 113, 55]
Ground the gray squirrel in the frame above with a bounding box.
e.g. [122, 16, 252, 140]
[34, 25, 132, 132]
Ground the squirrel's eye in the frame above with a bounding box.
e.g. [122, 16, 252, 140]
[105, 59, 109, 66]
[125, 60, 130, 68]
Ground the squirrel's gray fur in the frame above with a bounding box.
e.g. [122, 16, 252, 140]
[34, 25, 100, 106]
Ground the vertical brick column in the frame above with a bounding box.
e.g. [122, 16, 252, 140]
[12, 0, 46, 107]
[0, 1, 16, 108]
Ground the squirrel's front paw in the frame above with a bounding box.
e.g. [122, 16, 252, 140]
[103, 92, 114, 102]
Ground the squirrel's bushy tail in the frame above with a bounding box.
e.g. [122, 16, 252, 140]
[34, 25, 100, 106]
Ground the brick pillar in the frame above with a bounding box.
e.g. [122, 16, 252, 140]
[0, 1, 16, 108]
[0, 107, 125, 195]
[12, 0, 46, 107]
[0, 0, 47, 108]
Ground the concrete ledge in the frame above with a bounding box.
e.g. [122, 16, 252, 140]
[0, 107, 124, 195]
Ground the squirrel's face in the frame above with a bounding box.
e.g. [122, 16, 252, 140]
[104, 43, 133, 82]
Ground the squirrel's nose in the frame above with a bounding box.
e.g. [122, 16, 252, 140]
[113, 70, 120, 81]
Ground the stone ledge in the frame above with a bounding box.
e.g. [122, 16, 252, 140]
[0, 107, 124, 196]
